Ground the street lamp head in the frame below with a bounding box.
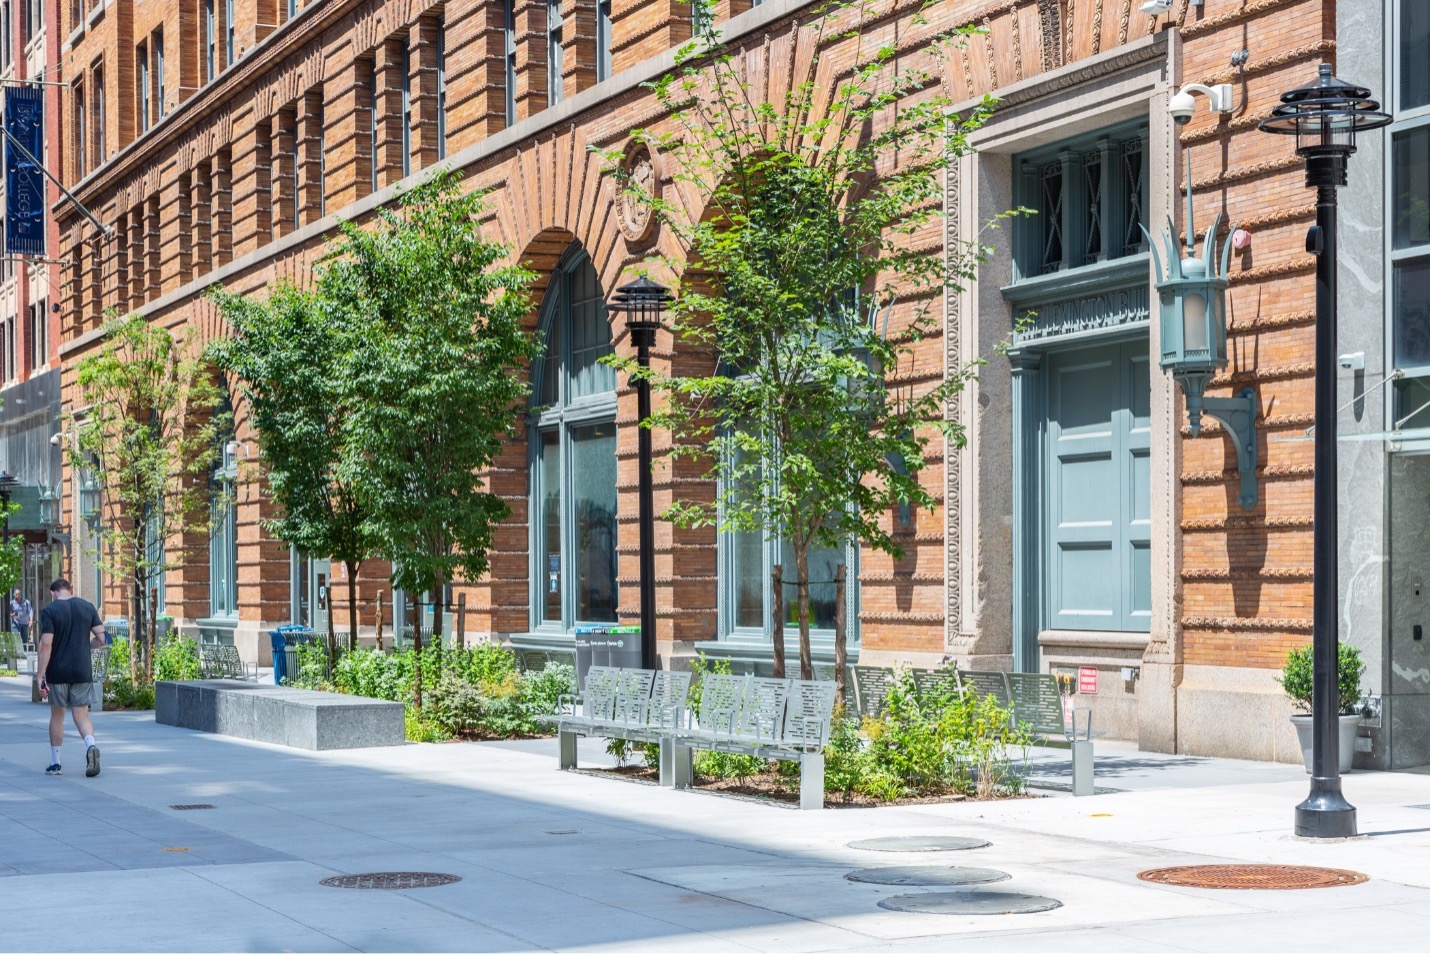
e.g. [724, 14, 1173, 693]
[1260, 64, 1391, 185]
[609, 276, 672, 351]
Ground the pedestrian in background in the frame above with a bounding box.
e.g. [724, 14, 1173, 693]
[11, 588, 32, 645]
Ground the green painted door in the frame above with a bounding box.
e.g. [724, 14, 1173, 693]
[1045, 340, 1151, 631]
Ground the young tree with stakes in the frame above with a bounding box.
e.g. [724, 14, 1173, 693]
[209, 283, 378, 657]
[70, 314, 223, 682]
[327, 171, 536, 706]
[601, 0, 1006, 693]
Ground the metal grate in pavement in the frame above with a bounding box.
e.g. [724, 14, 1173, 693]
[1138, 864, 1368, 890]
[320, 872, 462, 890]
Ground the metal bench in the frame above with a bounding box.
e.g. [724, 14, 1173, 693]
[958, 669, 1012, 707]
[666, 673, 837, 810]
[911, 666, 960, 703]
[200, 644, 258, 681]
[1005, 671, 1097, 795]
[851, 665, 893, 717]
[552, 666, 694, 786]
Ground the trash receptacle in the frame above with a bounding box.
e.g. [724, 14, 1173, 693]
[605, 625, 643, 669]
[268, 624, 314, 685]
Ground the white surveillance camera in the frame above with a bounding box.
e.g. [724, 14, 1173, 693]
[49, 433, 61, 446]
[1338, 352, 1365, 372]
[1140, 0, 1172, 13]
[1169, 90, 1197, 126]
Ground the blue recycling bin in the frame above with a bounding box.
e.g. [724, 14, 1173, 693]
[268, 624, 314, 685]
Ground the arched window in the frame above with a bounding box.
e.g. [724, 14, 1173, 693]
[209, 399, 238, 618]
[529, 245, 618, 630]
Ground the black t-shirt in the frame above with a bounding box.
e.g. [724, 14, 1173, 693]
[41, 597, 102, 685]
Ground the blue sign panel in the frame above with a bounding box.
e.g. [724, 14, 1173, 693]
[4, 86, 45, 257]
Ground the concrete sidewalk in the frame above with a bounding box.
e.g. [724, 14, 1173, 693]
[3, 674, 1430, 953]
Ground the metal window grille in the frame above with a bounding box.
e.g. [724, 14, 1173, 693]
[1039, 162, 1063, 274]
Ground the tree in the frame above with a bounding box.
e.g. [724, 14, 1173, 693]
[70, 313, 223, 681]
[208, 283, 378, 655]
[603, 1, 1002, 690]
[326, 170, 536, 704]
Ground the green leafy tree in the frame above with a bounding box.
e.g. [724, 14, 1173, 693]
[601, 1, 1002, 687]
[69, 313, 223, 681]
[326, 170, 536, 704]
[208, 283, 378, 654]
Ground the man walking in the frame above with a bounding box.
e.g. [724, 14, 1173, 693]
[35, 579, 106, 777]
[11, 588, 32, 645]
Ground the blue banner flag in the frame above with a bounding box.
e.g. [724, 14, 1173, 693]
[4, 86, 45, 257]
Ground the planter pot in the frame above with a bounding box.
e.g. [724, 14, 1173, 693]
[1290, 714, 1362, 774]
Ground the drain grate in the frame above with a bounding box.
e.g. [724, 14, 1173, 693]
[846, 865, 1011, 886]
[848, 836, 991, 852]
[1138, 865, 1368, 890]
[170, 804, 215, 811]
[320, 872, 462, 890]
[879, 891, 1062, 914]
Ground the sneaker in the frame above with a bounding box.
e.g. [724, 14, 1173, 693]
[44, 763, 61, 776]
[85, 746, 100, 778]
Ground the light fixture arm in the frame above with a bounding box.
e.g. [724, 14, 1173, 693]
[1199, 389, 1259, 510]
[1178, 82, 1235, 114]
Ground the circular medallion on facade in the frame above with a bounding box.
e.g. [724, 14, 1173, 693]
[616, 143, 660, 244]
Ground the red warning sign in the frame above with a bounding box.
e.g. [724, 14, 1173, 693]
[1078, 666, 1098, 695]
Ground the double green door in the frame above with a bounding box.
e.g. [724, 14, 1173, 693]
[1044, 340, 1151, 632]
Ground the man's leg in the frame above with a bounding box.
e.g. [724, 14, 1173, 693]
[72, 705, 99, 777]
[46, 704, 64, 773]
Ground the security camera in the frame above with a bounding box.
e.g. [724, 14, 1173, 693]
[1169, 89, 1197, 126]
[1338, 352, 1365, 372]
[1140, 0, 1172, 13]
[49, 433, 61, 446]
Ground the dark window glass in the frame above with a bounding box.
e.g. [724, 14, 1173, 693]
[540, 429, 561, 623]
[570, 421, 618, 623]
[1404, 0, 1430, 111]
[504, 0, 516, 125]
[1395, 125, 1430, 250]
[547, 0, 563, 105]
[1395, 257, 1430, 368]
[596, 0, 612, 82]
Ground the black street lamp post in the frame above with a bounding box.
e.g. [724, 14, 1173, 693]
[0, 470, 18, 635]
[609, 277, 672, 671]
[1260, 64, 1391, 839]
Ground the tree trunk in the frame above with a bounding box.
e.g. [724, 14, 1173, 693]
[431, 573, 445, 679]
[412, 602, 424, 708]
[795, 546, 812, 680]
[833, 564, 847, 707]
[129, 574, 141, 684]
[456, 593, 467, 652]
[771, 565, 786, 679]
[375, 590, 385, 651]
[345, 561, 360, 653]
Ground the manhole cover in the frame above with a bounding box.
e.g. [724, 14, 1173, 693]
[1137, 865, 1368, 890]
[879, 891, 1062, 914]
[162, 847, 190, 853]
[848, 836, 990, 852]
[320, 872, 462, 890]
[847, 866, 1010, 886]
[170, 804, 215, 811]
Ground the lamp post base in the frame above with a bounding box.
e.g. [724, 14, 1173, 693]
[1295, 778, 1357, 838]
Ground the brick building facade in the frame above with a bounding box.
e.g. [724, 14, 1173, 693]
[47, 0, 1421, 765]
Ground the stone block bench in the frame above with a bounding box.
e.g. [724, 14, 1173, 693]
[156, 680, 404, 750]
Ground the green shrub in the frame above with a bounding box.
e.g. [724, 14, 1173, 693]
[404, 704, 451, 742]
[427, 671, 487, 736]
[1278, 643, 1366, 715]
[0, 630, 19, 660]
[524, 663, 576, 717]
[289, 641, 333, 690]
[695, 749, 768, 786]
[102, 638, 156, 710]
[606, 737, 639, 766]
[153, 636, 201, 681]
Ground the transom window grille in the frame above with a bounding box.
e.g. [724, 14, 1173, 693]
[1014, 124, 1148, 281]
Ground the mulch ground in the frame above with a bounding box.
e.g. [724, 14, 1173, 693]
[591, 764, 1023, 808]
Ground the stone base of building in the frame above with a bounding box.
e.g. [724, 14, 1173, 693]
[1173, 664, 1302, 764]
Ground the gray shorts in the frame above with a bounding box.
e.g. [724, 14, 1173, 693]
[49, 683, 98, 709]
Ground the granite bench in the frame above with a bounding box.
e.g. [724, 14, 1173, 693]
[155, 680, 404, 750]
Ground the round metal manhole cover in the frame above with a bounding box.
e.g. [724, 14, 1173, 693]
[1137, 865, 1369, 890]
[848, 836, 991, 852]
[878, 891, 1063, 914]
[847, 866, 1011, 886]
[320, 872, 463, 890]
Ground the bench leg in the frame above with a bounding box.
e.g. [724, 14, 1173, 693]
[670, 742, 693, 789]
[799, 752, 825, 810]
[1071, 740, 1094, 796]
[658, 737, 674, 787]
[559, 730, 578, 770]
